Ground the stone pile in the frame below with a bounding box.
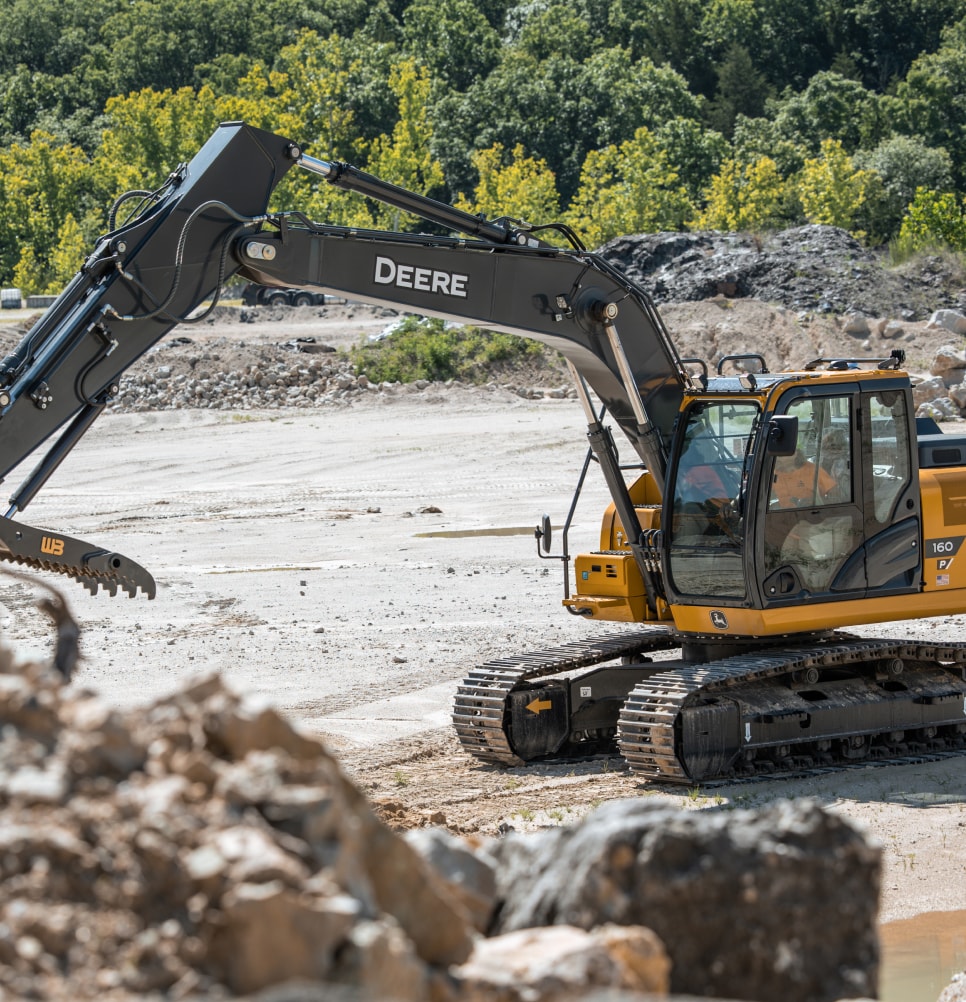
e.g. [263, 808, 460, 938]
[489, 799, 880, 1002]
[107, 347, 574, 413]
[601, 224, 966, 319]
[100, 300, 966, 423]
[915, 311, 966, 421]
[0, 651, 669, 1001]
[109, 351, 399, 412]
[0, 626, 883, 1002]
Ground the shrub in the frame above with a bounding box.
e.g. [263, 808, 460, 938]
[348, 315, 544, 384]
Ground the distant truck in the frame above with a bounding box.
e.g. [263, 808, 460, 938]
[241, 283, 328, 307]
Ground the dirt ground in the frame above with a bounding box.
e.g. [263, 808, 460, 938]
[0, 300, 965, 942]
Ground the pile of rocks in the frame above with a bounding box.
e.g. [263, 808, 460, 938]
[912, 312, 966, 422]
[109, 348, 400, 412]
[0, 631, 882, 1001]
[601, 225, 966, 319]
[105, 337, 574, 414]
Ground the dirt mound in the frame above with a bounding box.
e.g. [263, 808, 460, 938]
[601, 225, 966, 319]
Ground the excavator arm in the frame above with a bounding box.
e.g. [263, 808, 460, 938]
[0, 122, 688, 597]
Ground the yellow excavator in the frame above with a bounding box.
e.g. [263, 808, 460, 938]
[0, 122, 963, 782]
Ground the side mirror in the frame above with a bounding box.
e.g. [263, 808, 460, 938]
[766, 415, 799, 456]
[535, 514, 552, 554]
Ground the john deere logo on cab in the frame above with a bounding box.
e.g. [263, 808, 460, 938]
[374, 255, 468, 298]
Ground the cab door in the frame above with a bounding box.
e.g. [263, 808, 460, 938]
[757, 384, 920, 604]
[758, 387, 863, 601]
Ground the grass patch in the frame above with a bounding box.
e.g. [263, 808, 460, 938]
[887, 236, 966, 278]
[348, 315, 544, 385]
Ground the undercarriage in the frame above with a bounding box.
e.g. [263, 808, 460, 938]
[453, 629, 966, 783]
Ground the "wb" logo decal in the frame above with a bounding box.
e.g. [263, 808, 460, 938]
[40, 536, 64, 557]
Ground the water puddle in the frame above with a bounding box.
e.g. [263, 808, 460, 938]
[415, 526, 534, 539]
[880, 909, 966, 1001]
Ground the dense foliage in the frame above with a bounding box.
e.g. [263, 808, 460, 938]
[2, 0, 966, 293]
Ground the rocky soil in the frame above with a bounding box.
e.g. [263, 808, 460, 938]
[0, 653, 880, 1002]
[601, 225, 966, 320]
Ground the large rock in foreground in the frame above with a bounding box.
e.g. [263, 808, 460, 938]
[489, 798, 880, 1002]
[0, 661, 474, 999]
[0, 641, 881, 1002]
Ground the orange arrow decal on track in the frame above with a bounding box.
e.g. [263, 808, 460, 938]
[526, 697, 553, 715]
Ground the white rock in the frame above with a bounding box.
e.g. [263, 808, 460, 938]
[928, 309, 966, 335]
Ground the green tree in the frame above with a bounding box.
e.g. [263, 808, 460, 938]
[832, 0, 965, 91]
[654, 119, 729, 200]
[402, 0, 500, 90]
[889, 18, 966, 187]
[454, 144, 560, 225]
[698, 0, 834, 92]
[435, 47, 701, 202]
[94, 86, 222, 196]
[731, 116, 808, 178]
[565, 127, 693, 247]
[897, 188, 966, 252]
[11, 244, 44, 296]
[353, 59, 446, 230]
[694, 156, 785, 231]
[47, 213, 87, 291]
[0, 131, 98, 289]
[770, 70, 886, 153]
[608, 0, 715, 96]
[513, 4, 600, 63]
[230, 31, 362, 155]
[854, 135, 954, 240]
[796, 138, 874, 231]
[707, 43, 769, 138]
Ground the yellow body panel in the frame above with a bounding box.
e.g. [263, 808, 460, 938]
[670, 589, 966, 636]
[568, 471, 673, 623]
[919, 467, 966, 592]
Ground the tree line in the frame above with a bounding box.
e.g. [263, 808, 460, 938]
[2, 0, 966, 294]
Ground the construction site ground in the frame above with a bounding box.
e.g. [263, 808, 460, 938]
[1, 303, 965, 998]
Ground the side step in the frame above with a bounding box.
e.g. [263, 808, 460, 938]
[0, 517, 156, 598]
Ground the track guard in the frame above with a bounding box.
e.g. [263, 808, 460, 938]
[507, 684, 570, 760]
[680, 700, 742, 781]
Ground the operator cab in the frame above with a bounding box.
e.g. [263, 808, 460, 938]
[663, 369, 922, 626]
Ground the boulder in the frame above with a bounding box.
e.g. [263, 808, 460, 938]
[930, 344, 966, 382]
[405, 827, 498, 933]
[452, 923, 670, 1001]
[912, 375, 947, 407]
[842, 314, 870, 336]
[927, 309, 966, 336]
[488, 798, 880, 1002]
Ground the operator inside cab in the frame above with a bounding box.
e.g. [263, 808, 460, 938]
[769, 447, 837, 508]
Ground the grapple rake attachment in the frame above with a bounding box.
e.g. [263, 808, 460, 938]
[0, 516, 156, 598]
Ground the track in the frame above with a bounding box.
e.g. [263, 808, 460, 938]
[619, 637, 966, 782]
[452, 627, 678, 765]
[454, 631, 966, 782]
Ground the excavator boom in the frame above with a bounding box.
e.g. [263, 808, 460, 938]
[0, 123, 686, 597]
[0, 123, 298, 593]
